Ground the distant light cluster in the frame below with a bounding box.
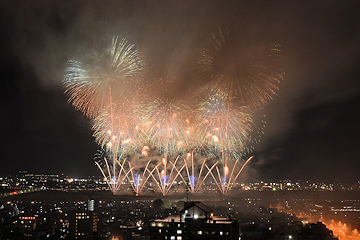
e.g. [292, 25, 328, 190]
[1, 173, 360, 194]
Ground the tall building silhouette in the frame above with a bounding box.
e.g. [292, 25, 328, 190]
[150, 201, 239, 240]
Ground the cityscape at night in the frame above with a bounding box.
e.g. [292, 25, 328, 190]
[1, 0, 360, 239]
[1, 171, 360, 239]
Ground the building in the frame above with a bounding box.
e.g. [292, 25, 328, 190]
[68, 211, 98, 239]
[18, 216, 37, 230]
[149, 201, 239, 240]
[87, 198, 96, 212]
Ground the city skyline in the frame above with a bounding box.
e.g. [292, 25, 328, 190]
[1, 1, 360, 181]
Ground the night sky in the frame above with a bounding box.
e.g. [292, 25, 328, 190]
[1, 1, 360, 181]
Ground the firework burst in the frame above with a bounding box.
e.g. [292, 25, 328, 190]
[139, 77, 193, 157]
[63, 36, 145, 118]
[199, 26, 284, 110]
[92, 103, 143, 158]
[94, 150, 132, 194]
[196, 91, 254, 160]
[204, 156, 254, 194]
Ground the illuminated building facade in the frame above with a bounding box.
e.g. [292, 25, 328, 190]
[149, 202, 239, 240]
[19, 216, 37, 230]
[87, 198, 96, 212]
[69, 211, 98, 239]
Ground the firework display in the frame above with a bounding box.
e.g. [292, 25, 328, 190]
[62, 31, 284, 195]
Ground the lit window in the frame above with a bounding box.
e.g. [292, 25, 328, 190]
[170, 236, 175, 240]
[220, 231, 223, 235]
[177, 237, 182, 240]
[197, 231, 202, 235]
[177, 230, 182, 234]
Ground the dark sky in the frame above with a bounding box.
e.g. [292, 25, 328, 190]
[1, 0, 360, 181]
